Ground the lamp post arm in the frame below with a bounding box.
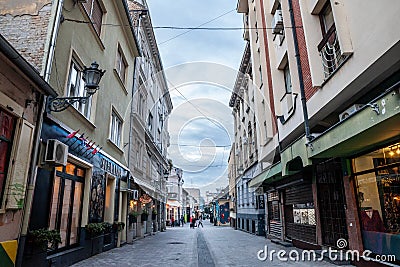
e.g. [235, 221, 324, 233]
[47, 96, 89, 112]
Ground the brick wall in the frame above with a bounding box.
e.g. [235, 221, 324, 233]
[291, 0, 319, 101]
[0, 3, 52, 73]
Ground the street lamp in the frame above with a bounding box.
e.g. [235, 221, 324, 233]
[47, 62, 105, 112]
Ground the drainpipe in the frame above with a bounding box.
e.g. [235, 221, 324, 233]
[287, 0, 312, 141]
[43, 0, 64, 82]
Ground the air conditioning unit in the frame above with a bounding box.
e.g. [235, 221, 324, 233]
[132, 190, 139, 200]
[338, 104, 363, 121]
[45, 139, 68, 166]
[272, 10, 284, 34]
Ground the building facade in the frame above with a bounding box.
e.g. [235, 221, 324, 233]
[0, 0, 171, 265]
[127, 0, 173, 239]
[232, 0, 400, 265]
[0, 34, 57, 266]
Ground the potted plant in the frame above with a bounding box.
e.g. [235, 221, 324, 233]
[85, 222, 105, 238]
[129, 211, 138, 224]
[24, 228, 61, 265]
[141, 210, 149, 221]
[85, 222, 105, 255]
[113, 221, 125, 232]
[28, 228, 61, 251]
[151, 209, 157, 220]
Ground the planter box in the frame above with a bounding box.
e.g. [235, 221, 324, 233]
[90, 235, 104, 256]
[129, 215, 137, 224]
[22, 240, 48, 267]
[141, 214, 148, 221]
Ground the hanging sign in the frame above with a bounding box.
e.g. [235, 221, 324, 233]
[140, 194, 152, 204]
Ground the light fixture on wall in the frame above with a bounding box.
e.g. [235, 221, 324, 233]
[47, 62, 105, 112]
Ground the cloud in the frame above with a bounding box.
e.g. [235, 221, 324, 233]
[147, 1, 244, 193]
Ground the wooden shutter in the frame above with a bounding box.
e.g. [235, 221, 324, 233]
[92, 0, 103, 35]
[6, 120, 35, 209]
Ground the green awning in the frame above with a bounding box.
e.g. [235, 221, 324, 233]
[249, 162, 282, 188]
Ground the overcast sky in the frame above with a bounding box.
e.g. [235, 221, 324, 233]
[147, 0, 244, 196]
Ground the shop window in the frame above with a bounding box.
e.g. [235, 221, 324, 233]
[354, 144, 400, 260]
[293, 203, 316, 225]
[67, 57, 92, 119]
[49, 162, 85, 252]
[268, 192, 280, 221]
[0, 110, 16, 206]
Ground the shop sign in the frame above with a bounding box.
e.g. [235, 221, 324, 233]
[140, 194, 152, 204]
[100, 157, 123, 179]
[258, 195, 265, 209]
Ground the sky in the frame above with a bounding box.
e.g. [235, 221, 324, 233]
[147, 0, 245, 196]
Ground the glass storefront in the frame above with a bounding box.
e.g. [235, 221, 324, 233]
[353, 143, 400, 260]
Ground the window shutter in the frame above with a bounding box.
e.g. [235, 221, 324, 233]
[92, 0, 103, 35]
[6, 120, 35, 209]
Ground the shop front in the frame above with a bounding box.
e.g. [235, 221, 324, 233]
[25, 117, 128, 266]
[353, 143, 400, 262]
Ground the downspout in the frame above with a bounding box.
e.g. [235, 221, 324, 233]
[43, 0, 64, 82]
[287, 0, 312, 141]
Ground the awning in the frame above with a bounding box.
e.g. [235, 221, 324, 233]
[133, 177, 156, 198]
[308, 83, 400, 158]
[167, 200, 181, 207]
[249, 162, 282, 188]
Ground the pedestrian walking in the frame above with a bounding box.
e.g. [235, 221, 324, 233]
[180, 215, 184, 227]
[171, 216, 175, 227]
[197, 216, 203, 228]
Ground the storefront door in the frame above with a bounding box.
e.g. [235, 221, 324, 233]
[316, 159, 348, 246]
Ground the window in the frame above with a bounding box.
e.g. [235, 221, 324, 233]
[0, 109, 16, 205]
[320, 2, 334, 35]
[116, 47, 127, 84]
[318, 1, 347, 78]
[110, 111, 122, 147]
[49, 163, 85, 251]
[148, 112, 153, 132]
[83, 0, 104, 35]
[259, 66, 263, 86]
[67, 58, 91, 118]
[284, 64, 292, 93]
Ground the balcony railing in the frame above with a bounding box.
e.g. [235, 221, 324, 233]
[318, 26, 348, 79]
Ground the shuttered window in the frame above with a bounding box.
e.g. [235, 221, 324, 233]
[0, 109, 16, 206]
[83, 0, 104, 36]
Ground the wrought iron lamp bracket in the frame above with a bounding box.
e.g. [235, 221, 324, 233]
[47, 96, 89, 112]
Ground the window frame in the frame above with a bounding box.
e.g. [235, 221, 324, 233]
[110, 109, 123, 148]
[48, 162, 85, 253]
[66, 57, 92, 119]
[0, 109, 16, 206]
[82, 0, 105, 37]
[283, 63, 293, 94]
[116, 45, 128, 85]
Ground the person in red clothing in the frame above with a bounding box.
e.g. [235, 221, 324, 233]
[171, 216, 175, 227]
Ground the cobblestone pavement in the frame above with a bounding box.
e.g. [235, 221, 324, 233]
[71, 221, 348, 267]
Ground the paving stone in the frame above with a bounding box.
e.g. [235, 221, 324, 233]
[71, 221, 349, 267]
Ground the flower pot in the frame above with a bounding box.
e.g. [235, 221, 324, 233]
[129, 215, 137, 224]
[141, 214, 148, 221]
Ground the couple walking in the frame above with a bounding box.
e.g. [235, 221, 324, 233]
[190, 216, 203, 228]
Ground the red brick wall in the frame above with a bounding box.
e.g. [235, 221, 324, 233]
[291, 0, 319, 101]
[0, 3, 52, 72]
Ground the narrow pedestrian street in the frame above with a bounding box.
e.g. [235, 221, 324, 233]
[71, 221, 341, 267]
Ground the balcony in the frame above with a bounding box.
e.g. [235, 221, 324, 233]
[318, 26, 349, 79]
